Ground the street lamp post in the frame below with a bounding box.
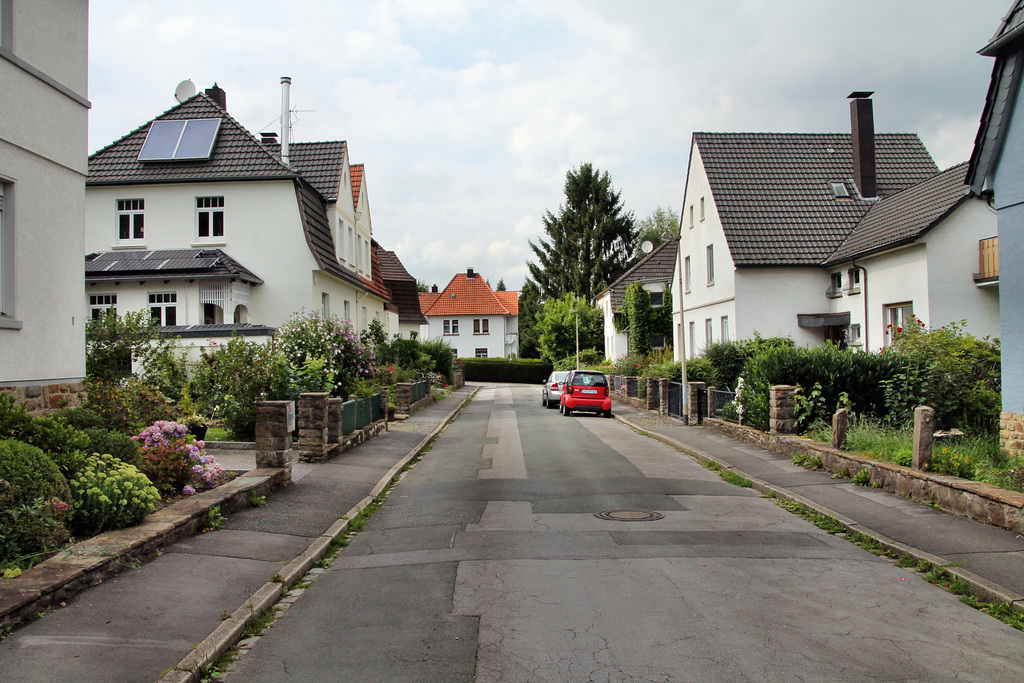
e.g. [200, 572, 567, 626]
[664, 230, 689, 423]
[569, 308, 579, 369]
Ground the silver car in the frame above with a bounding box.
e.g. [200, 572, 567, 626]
[542, 371, 569, 408]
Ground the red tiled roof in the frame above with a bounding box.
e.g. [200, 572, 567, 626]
[351, 164, 363, 212]
[421, 272, 517, 316]
[419, 291, 441, 314]
[494, 290, 519, 315]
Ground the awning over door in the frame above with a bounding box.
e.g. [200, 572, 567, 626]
[797, 312, 851, 328]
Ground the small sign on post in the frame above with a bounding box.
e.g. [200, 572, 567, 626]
[286, 401, 296, 433]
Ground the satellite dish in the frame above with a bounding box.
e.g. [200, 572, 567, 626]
[640, 240, 654, 254]
[174, 79, 196, 103]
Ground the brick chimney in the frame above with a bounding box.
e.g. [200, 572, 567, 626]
[205, 83, 227, 110]
[431, 284, 438, 293]
[848, 91, 876, 198]
[466, 268, 476, 279]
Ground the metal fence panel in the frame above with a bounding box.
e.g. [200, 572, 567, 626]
[342, 399, 357, 434]
[667, 382, 683, 419]
[371, 392, 382, 422]
[709, 389, 737, 418]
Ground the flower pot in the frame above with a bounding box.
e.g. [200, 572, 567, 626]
[188, 423, 208, 441]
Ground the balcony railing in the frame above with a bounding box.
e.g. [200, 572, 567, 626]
[975, 237, 999, 283]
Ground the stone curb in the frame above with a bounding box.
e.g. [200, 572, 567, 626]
[159, 386, 479, 683]
[615, 413, 1024, 613]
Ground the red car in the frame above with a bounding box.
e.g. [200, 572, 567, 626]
[560, 370, 612, 418]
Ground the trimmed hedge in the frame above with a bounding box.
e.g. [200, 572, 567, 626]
[459, 358, 553, 383]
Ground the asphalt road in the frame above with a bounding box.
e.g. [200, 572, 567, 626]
[223, 384, 1024, 682]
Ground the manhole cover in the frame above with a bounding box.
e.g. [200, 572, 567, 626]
[595, 509, 665, 522]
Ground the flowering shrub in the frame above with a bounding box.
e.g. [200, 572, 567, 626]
[133, 421, 223, 496]
[275, 311, 377, 398]
[0, 480, 71, 570]
[68, 453, 160, 536]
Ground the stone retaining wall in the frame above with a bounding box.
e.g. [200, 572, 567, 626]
[1, 381, 86, 414]
[702, 417, 1024, 535]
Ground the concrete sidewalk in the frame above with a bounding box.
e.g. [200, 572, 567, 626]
[0, 385, 476, 683]
[613, 403, 1024, 605]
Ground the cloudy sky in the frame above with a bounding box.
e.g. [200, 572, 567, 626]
[88, 0, 1009, 291]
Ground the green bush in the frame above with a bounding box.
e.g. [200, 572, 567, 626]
[554, 349, 606, 371]
[82, 427, 142, 469]
[55, 407, 107, 431]
[683, 356, 712, 384]
[190, 336, 279, 438]
[0, 481, 70, 569]
[702, 341, 748, 390]
[739, 345, 909, 431]
[83, 377, 175, 434]
[420, 338, 456, 381]
[68, 453, 160, 536]
[461, 358, 552, 383]
[883, 319, 1000, 433]
[0, 439, 70, 504]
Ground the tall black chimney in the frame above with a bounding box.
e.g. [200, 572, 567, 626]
[205, 83, 227, 111]
[466, 268, 475, 278]
[848, 91, 876, 198]
[431, 284, 438, 293]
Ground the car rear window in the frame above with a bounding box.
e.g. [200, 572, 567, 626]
[571, 373, 607, 387]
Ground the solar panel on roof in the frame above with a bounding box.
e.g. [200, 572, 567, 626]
[138, 118, 221, 161]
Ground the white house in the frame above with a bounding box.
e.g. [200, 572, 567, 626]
[419, 269, 519, 358]
[595, 240, 677, 361]
[673, 94, 998, 359]
[968, 0, 1024, 454]
[85, 84, 402, 357]
[1, 0, 90, 411]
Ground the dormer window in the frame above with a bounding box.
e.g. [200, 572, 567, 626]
[831, 182, 851, 199]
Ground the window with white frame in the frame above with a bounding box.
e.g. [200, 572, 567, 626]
[321, 292, 330, 316]
[347, 226, 355, 264]
[361, 305, 367, 330]
[196, 196, 224, 239]
[89, 293, 117, 319]
[706, 244, 714, 285]
[884, 303, 914, 346]
[475, 348, 488, 358]
[848, 323, 862, 346]
[444, 319, 459, 335]
[847, 268, 861, 293]
[705, 318, 713, 349]
[688, 205, 694, 228]
[688, 321, 696, 359]
[684, 256, 691, 292]
[651, 334, 666, 349]
[344, 300, 351, 322]
[149, 292, 177, 326]
[649, 291, 664, 307]
[700, 197, 705, 221]
[828, 272, 843, 298]
[721, 316, 730, 342]
[116, 199, 145, 241]
[474, 318, 489, 334]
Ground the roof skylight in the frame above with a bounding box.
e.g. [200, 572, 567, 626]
[830, 181, 851, 199]
[138, 118, 221, 161]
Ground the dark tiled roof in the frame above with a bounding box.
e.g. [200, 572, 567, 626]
[294, 180, 365, 290]
[89, 94, 296, 185]
[827, 163, 970, 264]
[968, 0, 1024, 192]
[361, 242, 393, 301]
[262, 141, 347, 202]
[695, 132, 938, 266]
[597, 240, 677, 310]
[84, 248, 263, 283]
[378, 249, 427, 325]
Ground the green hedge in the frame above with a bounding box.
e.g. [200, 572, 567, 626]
[459, 358, 553, 383]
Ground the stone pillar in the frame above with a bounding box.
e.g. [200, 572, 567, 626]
[770, 385, 798, 435]
[832, 408, 849, 449]
[395, 383, 412, 414]
[687, 382, 705, 425]
[298, 392, 330, 463]
[255, 401, 293, 480]
[327, 397, 344, 456]
[913, 406, 935, 471]
[626, 376, 638, 397]
[659, 378, 670, 416]
[645, 378, 659, 411]
[1001, 411, 1024, 456]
